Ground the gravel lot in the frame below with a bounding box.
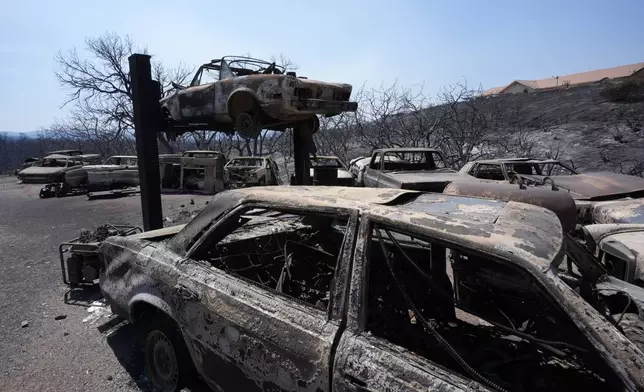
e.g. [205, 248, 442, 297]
[0, 176, 212, 392]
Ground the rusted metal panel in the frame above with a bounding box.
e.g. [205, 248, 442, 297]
[592, 198, 644, 224]
[444, 180, 578, 232]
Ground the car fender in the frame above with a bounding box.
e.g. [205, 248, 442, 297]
[128, 292, 178, 324]
[226, 87, 260, 117]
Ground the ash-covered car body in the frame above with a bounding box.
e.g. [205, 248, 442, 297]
[224, 156, 280, 188]
[64, 155, 139, 191]
[362, 148, 477, 191]
[17, 154, 87, 183]
[460, 158, 644, 222]
[99, 186, 644, 392]
[160, 56, 358, 139]
[309, 155, 354, 186]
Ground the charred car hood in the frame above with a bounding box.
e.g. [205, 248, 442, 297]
[18, 166, 67, 176]
[297, 78, 352, 93]
[523, 172, 644, 200]
[386, 170, 472, 184]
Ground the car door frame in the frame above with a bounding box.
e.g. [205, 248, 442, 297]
[363, 153, 383, 188]
[332, 215, 493, 392]
[178, 201, 360, 392]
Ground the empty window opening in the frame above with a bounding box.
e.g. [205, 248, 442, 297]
[198, 208, 348, 311]
[365, 225, 621, 392]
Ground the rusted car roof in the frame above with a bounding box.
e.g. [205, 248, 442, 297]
[373, 147, 442, 153]
[169, 186, 563, 272]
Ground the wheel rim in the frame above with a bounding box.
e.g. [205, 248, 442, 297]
[145, 330, 179, 391]
[236, 113, 260, 139]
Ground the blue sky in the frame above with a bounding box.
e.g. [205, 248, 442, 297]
[1, 0, 643, 132]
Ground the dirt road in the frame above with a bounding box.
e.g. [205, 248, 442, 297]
[0, 176, 212, 392]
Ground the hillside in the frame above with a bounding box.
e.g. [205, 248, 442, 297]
[466, 81, 644, 173]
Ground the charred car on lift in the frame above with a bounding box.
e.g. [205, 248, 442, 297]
[160, 56, 358, 139]
[98, 186, 644, 392]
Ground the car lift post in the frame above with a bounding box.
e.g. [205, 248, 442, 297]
[292, 126, 313, 185]
[129, 53, 163, 231]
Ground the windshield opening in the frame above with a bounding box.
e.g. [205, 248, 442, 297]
[381, 151, 447, 172]
[310, 158, 342, 168]
[228, 158, 263, 167]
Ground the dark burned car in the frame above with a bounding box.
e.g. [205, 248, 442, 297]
[160, 56, 358, 139]
[224, 156, 280, 188]
[460, 158, 644, 222]
[309, 155, 354, 186]
[362, 148, 476, 191]
[99, 187, 644, 392]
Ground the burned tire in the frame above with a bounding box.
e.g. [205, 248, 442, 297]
[142, 314, 194, 392]
[617, 313, 644, 352]
[235, 112, 261, 139]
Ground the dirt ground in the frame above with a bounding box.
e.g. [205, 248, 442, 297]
[0, 175, 213, 392]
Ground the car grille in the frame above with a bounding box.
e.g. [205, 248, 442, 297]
[333, 90, 351, 101]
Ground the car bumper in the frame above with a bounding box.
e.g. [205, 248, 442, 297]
[292, 99, 358, 112]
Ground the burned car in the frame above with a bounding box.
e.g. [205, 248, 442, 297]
[179, 150, 226, 194]
[18, 154, 87, 184]
[224, 156, 280, 188]
[309, 155, 354, 186]
[361, 148, 477, 191]
[460, 158, 644, 222]
[99, 187, 643, 392]
[160, 56, 358, 139]
[349, 154, 406, 186]
[66, 155, 139, 191]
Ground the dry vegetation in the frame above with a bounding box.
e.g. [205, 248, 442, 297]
[2, 32, 643, 178]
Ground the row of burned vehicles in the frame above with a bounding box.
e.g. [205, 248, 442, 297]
[60, 152, 644, 392]
[345, 147, 644, 290]
[15, 149, 288, 197]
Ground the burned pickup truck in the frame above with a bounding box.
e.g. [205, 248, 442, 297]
[98, 187, 643, 392]
[360, 148, 477, 191]
[160, 56, 358, 139]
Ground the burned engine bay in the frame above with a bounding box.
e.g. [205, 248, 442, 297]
[367, 227, 622, 392]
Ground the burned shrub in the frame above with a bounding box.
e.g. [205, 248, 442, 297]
[601, 80, 644, 103]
